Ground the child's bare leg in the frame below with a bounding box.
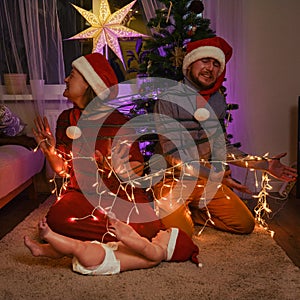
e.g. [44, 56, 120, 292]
[24, 236, 64, 258]
[36, 217, 106, 268]
[24, 217, 74, 259]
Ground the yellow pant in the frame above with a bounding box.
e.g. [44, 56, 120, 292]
[154, 177, 255, 237]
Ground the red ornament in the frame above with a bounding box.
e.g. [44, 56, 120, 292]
[188, 25, 197, 36]
[187, 25, 197, 37]
[187, 29, 194, 37]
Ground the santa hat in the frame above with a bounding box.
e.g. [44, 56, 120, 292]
[72, 53, 118, 100]
[166, 228, 200, 266]
[182, 36, 232, 77]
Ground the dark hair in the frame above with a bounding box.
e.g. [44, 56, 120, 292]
[83, 83, 97, 103]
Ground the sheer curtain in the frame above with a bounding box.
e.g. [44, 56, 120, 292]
[0, 0, 66, 123]
[140, 0, 164, 22]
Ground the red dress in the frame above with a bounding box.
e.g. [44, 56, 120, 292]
[46, 107, 163, 242]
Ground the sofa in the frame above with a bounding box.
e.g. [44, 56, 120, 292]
[0, 104, 45, 209]
[0, 144, 44, 208]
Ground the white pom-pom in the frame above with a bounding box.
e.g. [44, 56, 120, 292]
[194, 108, 210, 121]
[66, 126, 82, 139]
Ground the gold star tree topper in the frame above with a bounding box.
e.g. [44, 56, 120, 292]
[67, 0, 147, 67]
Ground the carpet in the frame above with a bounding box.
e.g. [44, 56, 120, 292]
[0, 196, 299, 300]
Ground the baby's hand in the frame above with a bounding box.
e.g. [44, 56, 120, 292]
[108, 217, 134, 239]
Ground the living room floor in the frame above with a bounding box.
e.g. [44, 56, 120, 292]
[0, 188, 50, 240]
[0, 184, 299, 268]
[266, 187, 300, 267]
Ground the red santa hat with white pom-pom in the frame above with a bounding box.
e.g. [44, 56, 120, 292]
[72, 53, 118, 100]
[182, 36, 232, 77]
[166, 228, 202, 267]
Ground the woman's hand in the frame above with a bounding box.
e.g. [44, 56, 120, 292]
[94, 138, 137, 179]
[33, 116, 67, 176]
[32, 116, 55, 153]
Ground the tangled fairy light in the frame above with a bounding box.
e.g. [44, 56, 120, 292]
[32, 78, 291, 237]
[34, 136, 276, 236]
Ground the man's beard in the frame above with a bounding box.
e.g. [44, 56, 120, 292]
[188, 70, 216, 91]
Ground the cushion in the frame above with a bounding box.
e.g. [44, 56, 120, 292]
[0, 145, 44, 198]
[0, 105, 25, 136]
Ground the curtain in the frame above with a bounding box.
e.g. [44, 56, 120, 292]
[0, 0, 66, 120]
[139, 0, 164, 22]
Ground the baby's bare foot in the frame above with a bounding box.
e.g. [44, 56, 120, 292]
[24, 236, 43, 257]
[38, 217, 52, 241]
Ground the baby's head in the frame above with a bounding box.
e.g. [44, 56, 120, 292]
[166, 228, 200, 266]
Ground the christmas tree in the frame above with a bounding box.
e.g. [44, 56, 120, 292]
[139, 0, 215, 81]
[127, 1, 241, 160]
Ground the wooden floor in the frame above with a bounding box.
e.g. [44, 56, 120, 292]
[0, 188, 50, 240]
[266, 187, 300, 268]
[0, 185, 299, 268]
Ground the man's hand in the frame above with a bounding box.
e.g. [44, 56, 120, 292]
[222, 176, 253, 194]
[220, 170, 253, 194]
[267, 153, 297, 182]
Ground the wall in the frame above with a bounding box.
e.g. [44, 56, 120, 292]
[0, 85, 71, 135]
[205, 0, 300, 166]
[242, 0, 300, 165]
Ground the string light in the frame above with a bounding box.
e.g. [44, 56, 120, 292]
[34, 138, 279, 237]
[253, 172, 274, 236]
[33, 138, 48, 152]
